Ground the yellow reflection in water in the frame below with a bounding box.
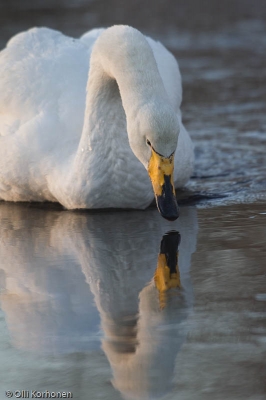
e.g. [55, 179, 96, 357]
[154, 231, 181, 309]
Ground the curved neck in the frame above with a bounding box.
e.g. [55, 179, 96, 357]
[80, 26, 169, 149]
[65, 26, 171, 208]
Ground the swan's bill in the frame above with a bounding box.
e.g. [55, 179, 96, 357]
[148, 149, 179, 221]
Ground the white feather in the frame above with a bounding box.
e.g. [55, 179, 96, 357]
[0, 25, 194, 209]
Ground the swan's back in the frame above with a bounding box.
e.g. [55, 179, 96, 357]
[0, 28, 89, 142]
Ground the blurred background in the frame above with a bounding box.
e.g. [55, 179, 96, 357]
[1, 0, 266, 41]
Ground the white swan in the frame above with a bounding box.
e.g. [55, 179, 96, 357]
[0, 25, 194, 220]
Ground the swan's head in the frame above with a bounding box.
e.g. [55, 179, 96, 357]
[128, 103, 180, 221]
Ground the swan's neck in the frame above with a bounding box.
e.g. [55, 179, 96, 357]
[79, 26, 169, 151]
[64, 26, 170, 209]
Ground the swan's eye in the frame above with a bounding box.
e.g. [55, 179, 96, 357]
[146, 139, 151, 147]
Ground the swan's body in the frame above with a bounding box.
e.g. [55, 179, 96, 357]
[0, 25, 193, 213]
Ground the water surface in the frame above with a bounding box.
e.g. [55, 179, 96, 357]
[0, 1, 266, 399]
[0, 202, 265, 399]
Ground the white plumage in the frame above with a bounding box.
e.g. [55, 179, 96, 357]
[0, 25, 194, 209]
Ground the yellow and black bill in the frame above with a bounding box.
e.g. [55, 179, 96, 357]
[148, 149, 179, 221]
[154, 230, 181, 308]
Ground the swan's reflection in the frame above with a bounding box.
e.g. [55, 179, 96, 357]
[0, 203, 197, 399]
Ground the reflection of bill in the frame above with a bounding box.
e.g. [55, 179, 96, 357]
[0, 203, 197, 400]
[154, 231, 181, 309]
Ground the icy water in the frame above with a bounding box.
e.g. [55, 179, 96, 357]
[0, 1, 266, 399]
[0, 203, 265, 400]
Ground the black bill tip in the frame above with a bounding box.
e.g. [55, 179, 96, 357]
[156, 175, 179, 221]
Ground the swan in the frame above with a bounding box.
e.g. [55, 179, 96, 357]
[0, 25, 194, 220]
